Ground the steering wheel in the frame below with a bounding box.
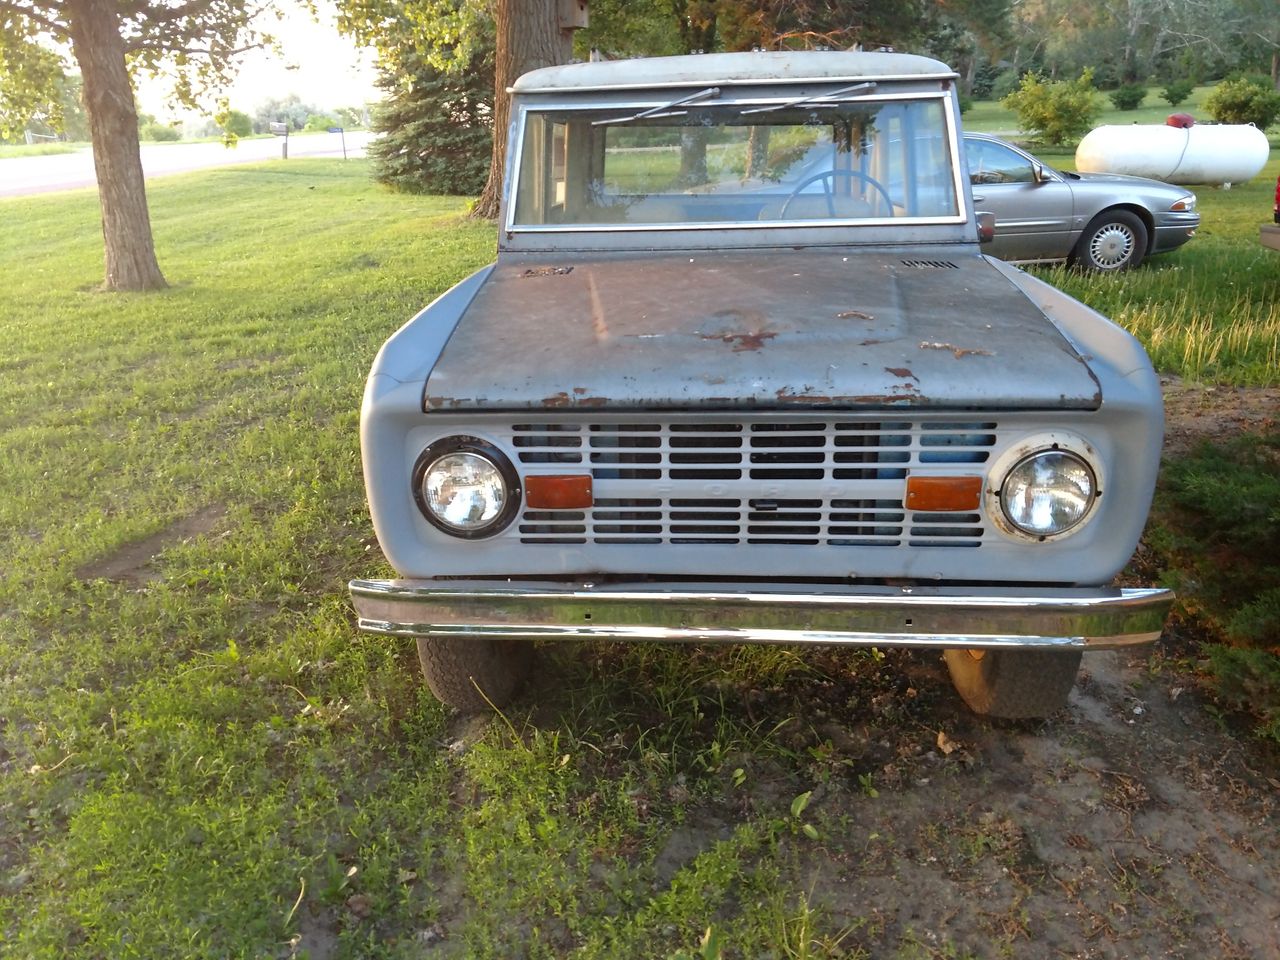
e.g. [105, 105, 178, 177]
[779, 169, 895, 219]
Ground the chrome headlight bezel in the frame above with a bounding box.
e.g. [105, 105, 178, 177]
[985, 433, 1103, 543]
[411, 436, 521, 539]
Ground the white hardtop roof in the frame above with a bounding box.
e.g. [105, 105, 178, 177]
[511, 50, 956, 94]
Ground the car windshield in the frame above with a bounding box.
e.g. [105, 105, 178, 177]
[511, 96, 960, 229]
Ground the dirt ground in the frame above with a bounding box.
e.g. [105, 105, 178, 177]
[642, 380, 1280, 958]
[1159, 376, 1279, 458]
[735, 644, 1280, 959]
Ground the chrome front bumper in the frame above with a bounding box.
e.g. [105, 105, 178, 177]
[349, 580, 1174, 651]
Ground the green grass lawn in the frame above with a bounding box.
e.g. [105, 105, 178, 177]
[0, 154, 1276, 958]
[0, 141, 86, 158]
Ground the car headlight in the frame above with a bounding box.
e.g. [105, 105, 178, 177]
[1170, 195, 1196, 212]
[413, 438, 520, 538]
[999, 449, 1097, 538]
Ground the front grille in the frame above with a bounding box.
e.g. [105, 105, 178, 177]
[510, 418, 994, 548]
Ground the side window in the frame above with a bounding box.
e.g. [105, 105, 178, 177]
[968, 141, 1036, 185]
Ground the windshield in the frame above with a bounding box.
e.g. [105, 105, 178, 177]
[511, 96, 959, 229]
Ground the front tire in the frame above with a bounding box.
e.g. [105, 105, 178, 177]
[943, 648, 1082, 719]
[416, 636, 531, 713]
[1073, 210, 1147, 271]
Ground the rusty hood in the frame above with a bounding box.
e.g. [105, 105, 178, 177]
[423, 250, 1101, 411]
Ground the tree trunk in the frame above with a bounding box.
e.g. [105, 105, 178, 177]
[471, 0, 577, 220]
[67, 0, 167, 291]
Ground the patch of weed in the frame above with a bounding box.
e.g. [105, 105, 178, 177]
[1147, 428, 1280, 741]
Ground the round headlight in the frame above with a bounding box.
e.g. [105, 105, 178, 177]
[413, 438, 519, 538]
[999, 450, 1096, 537]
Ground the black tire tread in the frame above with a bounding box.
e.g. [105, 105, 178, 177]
[415, 636, 530, 713]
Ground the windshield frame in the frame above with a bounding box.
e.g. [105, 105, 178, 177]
[504, 86, 970, 237]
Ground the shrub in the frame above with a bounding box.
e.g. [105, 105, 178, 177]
[1161, 80, 1194, 107]
[1151, 429, 1280, 742]
[221, 110, 252, 139]
[369, 45, 492, 196]
[140, 122, 180, 142]
[990, 69, 1023, 101]
[1001, 69, 1103, 145]
[1109, 84, 1147, 110]
[957, 93, 973, 114]
[1204, 77, 1280, 129]
[304, 113, 339, 132]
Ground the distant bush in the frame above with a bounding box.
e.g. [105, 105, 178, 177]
[304, 113, 340, 133]
[957, 93, 973, 114]
[140, 122, 180, 142]
[222, 110, 252, 139]
[1204, 77, 1280, 130]
[1109, 84, 1147, 110]
[990, 69, 1023, 101]
[1001, 69, 1103, 145]
[1161, 80, 1194, 107]
[970, 62, 1000, 100]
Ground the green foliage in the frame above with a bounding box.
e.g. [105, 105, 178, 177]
[1161, 79, 1195, 107]
[1206, 646, 1280, 744]
[335, 105, 366, 128]
[1147, 429, 1280, 741]
[253, 94, 316, 134]
[1205, 77, 1280, 129]
[1109, 83, 1147, 110]
[0, 30, 69, 139]
[990, 69, 1023, 101]
[1001, 69, 1103, 145]
[369, 43, 493, 196]
[957, 92, 974, 114]
[304, 112, 340, 132]
[221, 109, 252, 139]
[140, 121, 181, 142]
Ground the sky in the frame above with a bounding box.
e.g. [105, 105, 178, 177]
[135, 5, 381, 123]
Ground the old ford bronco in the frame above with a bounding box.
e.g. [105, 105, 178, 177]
[349, 51, 1174, 719]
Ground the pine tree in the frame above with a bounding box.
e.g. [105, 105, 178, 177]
[369, 45, 493, 196]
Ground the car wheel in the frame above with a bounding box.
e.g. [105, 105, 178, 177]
[1073, 210, 1148, 271]
[943, 648, 1082, 719]
[416, 636, 531, 712]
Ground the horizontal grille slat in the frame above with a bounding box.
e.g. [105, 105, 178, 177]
[508, 418, 994, 546]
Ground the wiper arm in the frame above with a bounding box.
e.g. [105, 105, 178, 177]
[592, 87, 721, 126]
[740, 81, 878, 115]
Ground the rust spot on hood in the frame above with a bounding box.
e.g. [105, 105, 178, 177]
[542, 391, 607, 408]
[775, 385, 920, 405]
[919, 341, 994, 360]
[703, 331, 777, 352]
[521, 266, 574, 278]
[885, 367, 918, 381]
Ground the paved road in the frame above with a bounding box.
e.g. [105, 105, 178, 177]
[0, 129, 376, 198]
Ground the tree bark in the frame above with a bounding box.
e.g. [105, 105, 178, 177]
[471, 0, 576, 220]
[67, 0, 167, 291]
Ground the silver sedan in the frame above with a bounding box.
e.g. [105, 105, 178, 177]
[964, 133, 1200, 270]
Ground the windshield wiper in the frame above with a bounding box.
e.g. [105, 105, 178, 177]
[740, 81, 878, 115]
[592, 87, 721, 126]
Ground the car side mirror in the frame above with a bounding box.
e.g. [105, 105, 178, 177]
[976, 211, 996, 244]
[1031, 163, 1046, 184]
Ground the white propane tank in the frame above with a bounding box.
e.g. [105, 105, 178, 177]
[1075, 123, 1270, 186]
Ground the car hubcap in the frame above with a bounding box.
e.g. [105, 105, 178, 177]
[1089, 223, 1135, 268]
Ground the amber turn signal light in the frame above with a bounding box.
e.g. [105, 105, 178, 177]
[524, 474, 593, 509]
[905, 475, 983, 512]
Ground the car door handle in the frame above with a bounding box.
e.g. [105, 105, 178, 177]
[972, 194, 985, 202]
